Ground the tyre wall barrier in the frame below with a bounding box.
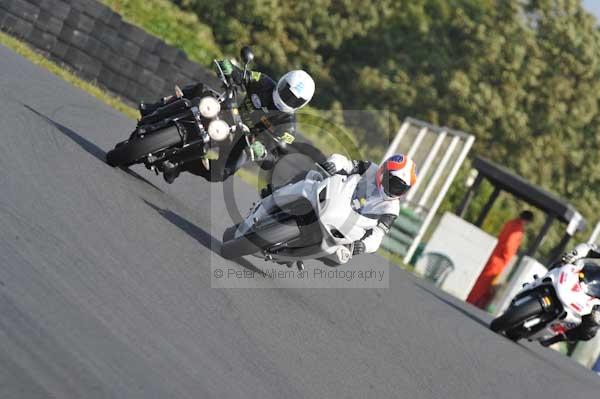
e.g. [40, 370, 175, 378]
[0, 0, 220, 105]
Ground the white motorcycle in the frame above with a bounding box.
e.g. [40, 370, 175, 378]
[490, 260, 600, 346]
[220, 167, 377, 269]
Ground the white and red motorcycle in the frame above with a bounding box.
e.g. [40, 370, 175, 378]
[220, 167, 377, 269]
[490, 260, 600, 345]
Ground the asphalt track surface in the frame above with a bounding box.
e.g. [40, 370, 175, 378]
[1, 44, 600, 398]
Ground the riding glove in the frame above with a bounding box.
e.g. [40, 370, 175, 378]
[320, 161, 337, 175]
[249, 140, 267, 160]
[352, 240, 366, 256]
[217, 59, 233, 76]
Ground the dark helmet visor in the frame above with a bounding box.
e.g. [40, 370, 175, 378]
[382, 170, 410, 197]
[277, 82, 306, 108]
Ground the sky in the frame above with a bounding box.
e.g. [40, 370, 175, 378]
[582, 0, 600, 22]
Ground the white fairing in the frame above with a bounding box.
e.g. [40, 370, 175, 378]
[317, 174, 377, 242]
[509, 261, 600, 342]
[234, 170, 377, 265]
[327, 153, 354, 173]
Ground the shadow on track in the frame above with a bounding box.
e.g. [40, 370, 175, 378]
[141, 199, 265, 275]
[414, 281, 490, 328]
[22, 104, 163, 192]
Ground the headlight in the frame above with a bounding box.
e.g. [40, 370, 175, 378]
[207, 119, 230, 142]
[198, 96, 220, 119]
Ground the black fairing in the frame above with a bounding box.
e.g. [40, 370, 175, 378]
[138, 98, 191, 126]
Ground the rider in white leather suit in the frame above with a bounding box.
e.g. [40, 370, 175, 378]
[321, 153, 417, 255]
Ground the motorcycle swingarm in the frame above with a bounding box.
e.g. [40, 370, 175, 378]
[143, 138, 208, 169]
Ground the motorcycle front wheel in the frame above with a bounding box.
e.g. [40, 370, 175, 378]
[106, 125, 182, 167]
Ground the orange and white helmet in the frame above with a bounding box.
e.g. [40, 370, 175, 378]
[376, 154, 417, 200]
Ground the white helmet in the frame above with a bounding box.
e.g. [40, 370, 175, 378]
[272, 70, 315, 113]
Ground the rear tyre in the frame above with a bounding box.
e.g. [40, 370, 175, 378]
[106, 125, 182, 167]
[221, 219, 300, 259]
[490, 296, 543, 340]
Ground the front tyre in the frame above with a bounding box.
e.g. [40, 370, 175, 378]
[106, 125, 182, 167]
[490, 296, 544, 340]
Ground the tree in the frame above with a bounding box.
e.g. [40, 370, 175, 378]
[182, 0, 600, 248]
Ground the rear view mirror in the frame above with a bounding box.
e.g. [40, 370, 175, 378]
[241, 46, 254, 64]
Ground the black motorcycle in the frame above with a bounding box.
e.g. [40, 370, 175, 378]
[105, 47, 257, 175]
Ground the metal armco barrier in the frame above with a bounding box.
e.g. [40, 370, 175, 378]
[381, 117, 475, 264]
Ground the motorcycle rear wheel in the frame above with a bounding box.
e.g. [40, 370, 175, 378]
[490, 296, 543, 341]
[106, 125, 182, 167]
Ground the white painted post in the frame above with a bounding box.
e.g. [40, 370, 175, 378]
[417, 136, 461, 209]
[403, 136, 476, 263]
[588, 222, 600, 244]
[405, 130, 447, 203]
[406, 126, 428, 159]
[382, 120, 410, 162]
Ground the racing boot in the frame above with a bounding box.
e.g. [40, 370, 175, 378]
[540, 334, 566, 347]
[260, 184, 273, 199]
[162, 161, 181, 184]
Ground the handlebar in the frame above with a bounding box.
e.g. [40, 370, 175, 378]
[213, 60, 231, 88]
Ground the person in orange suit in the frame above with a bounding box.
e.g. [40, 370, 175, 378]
[467, 210, 534, 309]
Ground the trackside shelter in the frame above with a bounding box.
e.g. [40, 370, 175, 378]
[456, 156, 586, 263]
[416, 156, 586, 300]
